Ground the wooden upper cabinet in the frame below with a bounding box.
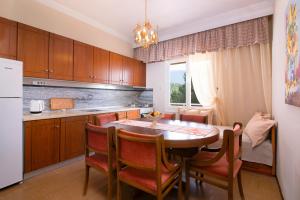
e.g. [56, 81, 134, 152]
[30, 119, 60, 171]
[49, 33, 73, 80]
[0, 17, 17, 59]
[133, 60, 146, 87]
[109, 52, 123, 85]
[73, 41, 94, 82]
[17, 23, 49, 78]
[140, 62, 146, 87]
[93, 47, 110, 84]
[122, 57, 134, 86]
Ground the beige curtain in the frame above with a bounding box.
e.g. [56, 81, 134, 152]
[216, 43, 272, 125]
[189, 43, 272, 126]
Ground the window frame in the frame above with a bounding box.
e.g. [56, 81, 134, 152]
[167, 60, 201, 108]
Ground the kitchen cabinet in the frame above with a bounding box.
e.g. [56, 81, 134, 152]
[24, 122, 32, 173]
[30, 119, 60, 171]
[109, 52, 123, 85]
[60, 116, 87, 161]
[133, 60, 146, 87]
[122, 57, 134, 86]
[93, 47, 110, 84]
[49, 33, 73, 80]
[73, 41, 94, 82]
[17, 23, 49, 78]
[127, 109, 140, 120]
[117, 111, 127, 120]
[0, 17, 17, 59]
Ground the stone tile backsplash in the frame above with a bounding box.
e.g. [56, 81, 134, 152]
[23, 86, 153, 112]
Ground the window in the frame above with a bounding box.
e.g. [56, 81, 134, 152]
[169, 62, 200, 106]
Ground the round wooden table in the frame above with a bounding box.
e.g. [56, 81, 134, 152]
[104, 119, 220, 149]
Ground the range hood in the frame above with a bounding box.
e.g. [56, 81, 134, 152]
[23, 77, 152, 91]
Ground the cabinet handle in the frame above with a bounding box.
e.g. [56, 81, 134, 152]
[55, 125, 60, 128]
[44, 69, 49, 72]
[49, 69, 54, 73]
[94, 76, 96, 79]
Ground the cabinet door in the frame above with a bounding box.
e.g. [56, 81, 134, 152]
[109, 52, 122, 85]
[93, 47, 110, 84]
[24, 121, 32, 173]
[127, 110, 140, 120]
[17, 24, 49, 78]
[60, 116, 87, 161]
[122, 57, 134, 86]
[31, 119, 60, 170]
[49, 33, 73, 80]
[74, 41, 94, 82]
[133, 60, 146, 87]
[0, 17, 17, 59]
[117, 111, 127, 120]
[140, 62, 146, 87]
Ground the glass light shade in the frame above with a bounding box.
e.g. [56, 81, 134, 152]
[134, 21, 158, 48]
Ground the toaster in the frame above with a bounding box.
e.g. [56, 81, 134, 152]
[30, 100, 45, 114]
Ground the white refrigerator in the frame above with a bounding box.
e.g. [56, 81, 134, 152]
[0, 58, 23, 189]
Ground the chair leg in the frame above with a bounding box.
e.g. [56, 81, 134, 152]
[177, 171, 183, 200]
[237, 171, 245, 199]
[107, 172, 113, 200]
[195, 172, 198, 185]
[228, 182, 233, 200]
[83, 165, 90, 196]
[117, 179, 122, 200]
[185, 165, 190, 200]
[199, 173, 204, 185]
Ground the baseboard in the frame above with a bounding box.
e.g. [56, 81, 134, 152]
[24, 156, 84, 180]
[242, 161, 274, 176]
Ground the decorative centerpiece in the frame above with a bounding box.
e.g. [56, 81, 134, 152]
[146, 111, 163, 127]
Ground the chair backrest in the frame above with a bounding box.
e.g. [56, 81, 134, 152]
[95, 113, 118, 126]
[179, 114, 208, 124]
[162, 113, 176, 120]
[85, 123, 115, 155]
[116, 129, 163, 171]
[223, 122, 243, 163]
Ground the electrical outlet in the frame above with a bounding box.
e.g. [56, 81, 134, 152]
[32, 81, 47, 86]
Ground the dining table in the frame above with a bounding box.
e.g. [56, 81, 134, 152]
[103, 118, 220, 156]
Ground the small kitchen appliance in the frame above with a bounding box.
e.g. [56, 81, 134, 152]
[30, 100, 45, 114]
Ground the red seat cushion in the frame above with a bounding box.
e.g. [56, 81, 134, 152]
[119, 164, 178, 192]
[190, 152, 242, 178]
[86, 154, 116, 172]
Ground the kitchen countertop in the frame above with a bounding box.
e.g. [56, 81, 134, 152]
[23, 106, 152, 122]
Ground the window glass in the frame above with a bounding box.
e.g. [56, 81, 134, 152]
[170, 63, 186, 105]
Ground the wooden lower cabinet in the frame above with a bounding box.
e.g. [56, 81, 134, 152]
[60, 116, 87, 161]
[25, 119, 60, 171]
[116, 111, 127, 120]
[127, 110, 140, 120]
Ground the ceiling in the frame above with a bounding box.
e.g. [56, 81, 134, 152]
[37, 0, 274, 45]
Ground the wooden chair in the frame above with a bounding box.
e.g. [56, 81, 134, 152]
[179, 114, 208, 124]
[95, 113, 118, 126]
[115, 129, 182, 200]
[162, 113, 176, 120]
[185, 122, 244, 200]
[83, 123, 116, 200]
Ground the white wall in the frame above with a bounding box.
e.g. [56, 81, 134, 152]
[272, 0, 300, 199]
[0, 0, 133, 57]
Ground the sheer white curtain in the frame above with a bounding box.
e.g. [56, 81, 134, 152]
[189, 53, 225, 124]
[189, 43, 272, 125]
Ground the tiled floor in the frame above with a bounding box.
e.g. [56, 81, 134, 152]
[0, 160, 282, 200]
